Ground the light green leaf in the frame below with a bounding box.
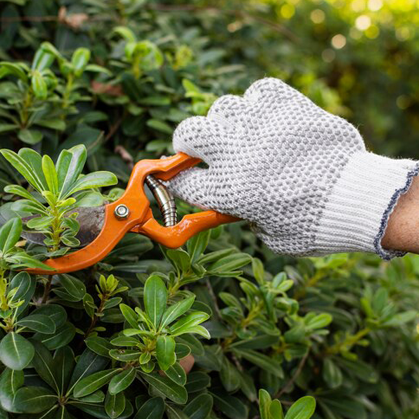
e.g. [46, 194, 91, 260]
[169, 312, 210, 336]
[160, 296, 195, 330]
[63, 171, 118, 198]
[0, 217, 21, 254]
[284, 396, 316, 419]
[156, 336, 176, 371]
[144, 275, 167, 327]
[42, 154, 59, 194]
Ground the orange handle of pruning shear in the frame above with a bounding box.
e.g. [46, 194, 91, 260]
[26, 153, 238, 275]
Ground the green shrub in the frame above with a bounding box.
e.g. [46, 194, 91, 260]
[0, 1, 419, 418]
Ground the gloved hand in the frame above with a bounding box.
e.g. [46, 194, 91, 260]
[167, 78, 419, 259]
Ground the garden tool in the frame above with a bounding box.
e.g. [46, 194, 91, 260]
[25, 153, 238, 275]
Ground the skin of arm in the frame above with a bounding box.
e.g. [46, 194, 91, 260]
[382, 176, 419, 254]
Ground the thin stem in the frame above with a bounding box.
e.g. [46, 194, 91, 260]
[41, 276, 53, 304]
[275, 351, 309, 398]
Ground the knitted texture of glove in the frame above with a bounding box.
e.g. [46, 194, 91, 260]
[167, 78, 419, 259]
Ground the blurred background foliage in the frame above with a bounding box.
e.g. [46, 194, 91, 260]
[1, 1, 419, 418]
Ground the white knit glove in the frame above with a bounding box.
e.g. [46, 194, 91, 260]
[168, 78, 419, 259]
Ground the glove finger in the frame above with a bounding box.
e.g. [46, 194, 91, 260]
[208, 94, 247, 127]
[244, 77, 304, 103]
[165, 167, 214, 210]
[173, 116, 227, 164]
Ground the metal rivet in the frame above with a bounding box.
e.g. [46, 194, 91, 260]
[114, 204, 130, 219]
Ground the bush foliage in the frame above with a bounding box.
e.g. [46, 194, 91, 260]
[0, 1, 419, 418]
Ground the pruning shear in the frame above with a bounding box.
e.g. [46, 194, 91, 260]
[26, 153, 238, 275]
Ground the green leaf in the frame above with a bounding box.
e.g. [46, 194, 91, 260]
[52, 346, 75, 393]
[63, 171, 118, 198]
[305, 313, 332, 330]
[85, 336, 113, 357]
[270, 400, 284, 419]
[259, 389, 272, 419]
[73, 369, 119, 398]
[220, 357, 241, 392]
[31, 304, 67, 329]
[209, 253, 252, 274]
[57, 146, 87, 199]
[284, 396, 316, 419]
[322, 358, 343, 389]
[9, 271, 35, 317]
[34, 322, 75, 350]
[109, 367, 136, 395]
[71, 48, 91, 77]
[134, 397, 164, 419]
[146, 119, 172, 134]
[30, 340, 58, 392]
[160, 296, 195, 330]
[31, 70, 47, 99]
[140, 373, 187, 404]
[183, 393, 213, 419]
[42, 154, 59, 194]
[54, 274, 86, 302]
[0, 62, 28, 82]
[165, 362, 186, 386]
[211, 392, 248, 419]
[120, 303, 139, 329]
[18, 129, 43, 145]
[0, 149, 44, 191]
[169, 312, 210, 337]
[9, 253, 55, 271]
[144, 275, 167, 327]
[13, 387, 57, 413]
[105, 391, 126, 419]
[232, 348, 283, 378]
[32, 45, 55, 71]
[166, 249, 191, 273]
[68, 349, 109, 393]
[0, 217, 21, 253]
[0, 368, 24, 412]
[185, 372, 210, 394]
[18, 314, 56, 334]
[0, 332, 35, 370]
[113, 26, 137, 42]
[187, 230, 211, 264]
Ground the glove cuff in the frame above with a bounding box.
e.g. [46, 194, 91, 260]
[314, 152, 419, 260]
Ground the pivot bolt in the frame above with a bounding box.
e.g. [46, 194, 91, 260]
[115, 204, 130, 219]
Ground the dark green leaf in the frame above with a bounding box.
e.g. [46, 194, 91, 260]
[0, 332, 34, 370]
[13, 387, 57, 413]
[134, 397, 164, 419]
[109, 367, 136, 395]
[73, 369, 119, 398]
[140, 373, 187, 404]
[105, 391, 126, 419]
[19, 314, 56, 334]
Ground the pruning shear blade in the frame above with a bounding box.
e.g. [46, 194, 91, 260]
[25, 153, 238, 275]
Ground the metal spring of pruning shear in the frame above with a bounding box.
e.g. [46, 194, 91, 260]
[26, 153, 238, 275]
